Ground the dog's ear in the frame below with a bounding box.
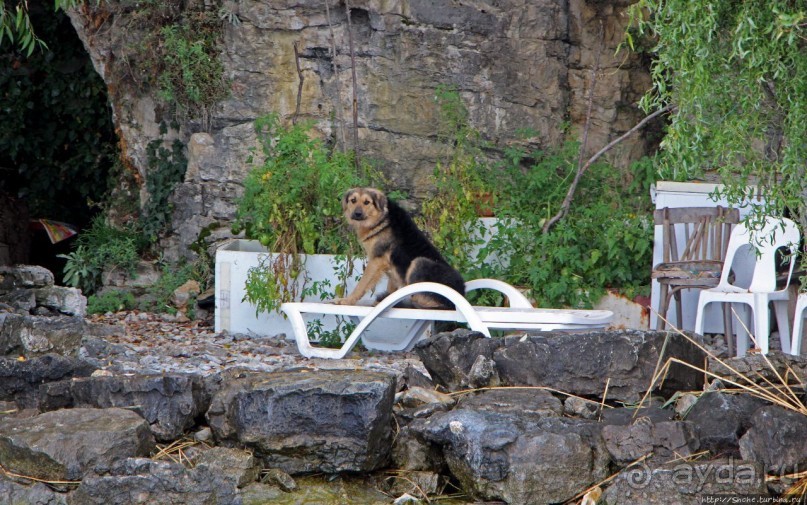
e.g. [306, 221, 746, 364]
[369, 189, 388, 213]
[342, 188, 358, 211]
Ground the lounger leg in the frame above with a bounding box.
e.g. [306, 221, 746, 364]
[722, 303, 734, 357]
[792, 296, 807, 356]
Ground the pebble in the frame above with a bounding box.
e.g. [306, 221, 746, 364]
[85, 311, 429, 379]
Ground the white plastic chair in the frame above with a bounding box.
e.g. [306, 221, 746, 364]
[790, 293, 807, 356]
[694, 217, 800, 356]
[280, 279, 614, 359]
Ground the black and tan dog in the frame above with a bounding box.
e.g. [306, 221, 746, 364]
[333, 188, 465, 309]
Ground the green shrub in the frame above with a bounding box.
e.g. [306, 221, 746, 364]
[59, 216, 142, 295]
[87, 290, 137, 314]
[235, 114, 381, 314]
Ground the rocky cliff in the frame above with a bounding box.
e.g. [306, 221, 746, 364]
[66, 0, 652, 259]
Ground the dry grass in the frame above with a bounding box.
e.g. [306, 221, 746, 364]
[152, 436, 212, 468]
[0, 463, 81, 487]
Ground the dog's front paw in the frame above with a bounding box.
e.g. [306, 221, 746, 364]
[330, 298, 356, 305]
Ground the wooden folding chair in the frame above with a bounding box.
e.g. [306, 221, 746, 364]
[652, 206, 740, 351]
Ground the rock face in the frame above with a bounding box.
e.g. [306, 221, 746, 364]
[0, 474, 68, 505]
[415, 329, 706, 402]
[39, 373, 209, 441]
[207, 369, 396, 474]
[65, 0, 654, 259]
[0, 354, 96, 409]
[0, 408, 155, 481]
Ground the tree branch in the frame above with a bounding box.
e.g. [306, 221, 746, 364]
[292, 41, 304, 125]
[344, 0, 361, 174]
[323, 0, 346, 151]
[541, 103, 676, 234]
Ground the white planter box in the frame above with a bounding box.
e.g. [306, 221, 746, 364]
[214, 240, 418, 346]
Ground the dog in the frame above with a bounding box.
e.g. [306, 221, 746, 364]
[333, 187, 465, 309]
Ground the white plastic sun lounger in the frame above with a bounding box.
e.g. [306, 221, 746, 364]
[280, 279, 614, 359]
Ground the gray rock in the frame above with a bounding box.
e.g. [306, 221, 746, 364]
[685, 392, 767, 455]
[388, 470, 446, 498]
[0, 313, 88, 358]
[260, 468, 297, 492]
[0, 265, 54, 293]
[34, 286, 87, 317]
[0, 474, 68, 505]
[0, 289, 36, 313]
[455, 388, 563, 419]
[68, 457, 239, 505]
[709, 351, 807, 387]
[602, 420, 700, 466]
[395, 386, 455, 409]
[410, 409, 609, 504]
[739, 405, 807, 474]
[207, 369, 396, 474]
[468, 354, 500, 388]
[391, 426, 445, 472]
[42, 373, 209, 441]
[602, 458, 767, 504]
[600, 403, 676, 426]
[563, 396, 600, 419]
[0, 408, 154, 481]
[415, 329, 706, 402]
[193, 446, 259, 488]
[0, 354, 96, 409]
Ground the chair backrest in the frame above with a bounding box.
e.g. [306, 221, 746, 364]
[717, 216, 801, 293]
[654, 206, 741, 264]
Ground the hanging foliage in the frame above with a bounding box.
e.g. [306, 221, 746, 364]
[627, 1, 807, 226]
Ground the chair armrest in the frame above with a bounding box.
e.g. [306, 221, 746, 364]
[465, 279, 534, 308]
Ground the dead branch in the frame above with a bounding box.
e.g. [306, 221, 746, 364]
[323, 0, 346, 151]
[344, 0, 362, 174]
[541, 103, 676, 234]
[292, 41, 304, 125]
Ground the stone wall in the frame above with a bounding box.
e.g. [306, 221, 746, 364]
[67, 0, 653, 260]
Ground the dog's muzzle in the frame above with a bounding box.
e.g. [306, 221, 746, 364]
[351, 210, 365, 221]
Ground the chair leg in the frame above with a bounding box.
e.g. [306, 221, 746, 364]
[656, 284, 670, 330]
[722, 303, 734, 357]
[734, 304, 752, 357]
[751, 297, 771, 354]
[673, 289, 684, 330]
[792, 296, 807, 356]
[773, 300, 791, 354]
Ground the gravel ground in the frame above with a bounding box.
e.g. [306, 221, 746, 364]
[83, 311, 428, 378]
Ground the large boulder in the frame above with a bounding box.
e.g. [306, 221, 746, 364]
[0, 354, 96, 409]
[0, 313, 88, 358]
[685, 392, 768, 455]
[0, 408, 154, 481]
[415, 329, 706, 402]
[410, 409, 609, 504]
[0, 265, 54, 292]
[739, 405, 807, 474]
[39, 373, 209, 441]
[207, 369, 396, 474]
[602, 458, 767, 504]
[34, 286, 87, 317]
[68, 456, 246, 505]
